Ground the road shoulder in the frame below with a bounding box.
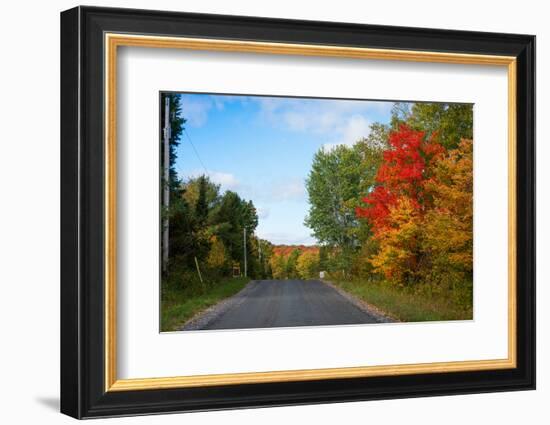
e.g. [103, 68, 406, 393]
[322, 280, 398, 323]
[177, 280, 261, 331]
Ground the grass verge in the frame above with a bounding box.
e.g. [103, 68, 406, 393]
[161, 276, 250, 332]
[331, 279, 472, 322]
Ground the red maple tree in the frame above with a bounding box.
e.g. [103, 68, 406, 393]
[356, 125, 444, 232]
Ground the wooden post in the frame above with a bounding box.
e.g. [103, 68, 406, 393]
[194, 256, 203, 285]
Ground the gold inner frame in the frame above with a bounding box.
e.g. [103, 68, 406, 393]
[104, 33, 517, 392]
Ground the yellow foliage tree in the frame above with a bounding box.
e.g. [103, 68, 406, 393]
[369, 196, 423, 285]
[296, 251, 320, 280]
[422, 139, 473, 286]
[367, 139, 473, 290]
[269, 254, 287, 279]
[206, 236, 227, 270]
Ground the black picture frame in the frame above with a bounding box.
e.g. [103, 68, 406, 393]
[61, 5, 535, 419]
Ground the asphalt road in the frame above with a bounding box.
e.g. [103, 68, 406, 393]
[203, 279, 380, 330]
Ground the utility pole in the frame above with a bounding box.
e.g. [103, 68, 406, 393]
[162, 95, 171, 273]
[243, 227, 247, 277]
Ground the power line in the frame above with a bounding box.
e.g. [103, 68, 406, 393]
[183, 128, 209, 177]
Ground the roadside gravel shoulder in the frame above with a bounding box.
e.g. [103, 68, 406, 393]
[322, 280, 398, 323]
[178, 280, 261, 331]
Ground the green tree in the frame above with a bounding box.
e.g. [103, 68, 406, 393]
[169, 194, 210, 269]
[214, 191, 245, 262]
[160, 93, 186, 202]
[241, 200, 259, 235]
[195, 175, 209, 227]
[182, 175, 221, 217]
[213, 191, 259, 274]
[361, 122, 390, 151]
[304, 141, 383, 274]
[390, 102, 473, 150]
[304, 145, 362, 250]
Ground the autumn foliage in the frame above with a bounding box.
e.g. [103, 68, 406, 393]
[356, 126, 444, 230]
[355, 125, 473, 296]
[272, 245, 319, 257]
[270, 245, 320, 280]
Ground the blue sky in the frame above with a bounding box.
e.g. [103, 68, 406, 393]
[174, 93, 393, 245]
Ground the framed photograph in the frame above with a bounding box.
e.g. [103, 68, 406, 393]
[60, 6, 535, 419]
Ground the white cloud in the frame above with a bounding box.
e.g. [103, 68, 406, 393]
[255, 97, 388, 146]
[179, 95, 227, 127]
[323, 114, 372, 150]
[242, 178, 306, 203]
[209, 171, 240, 190]
[187, 170, 241, 191]
[257, 207, 270, 219]
[270, 179, 306, 201]
[339, 115, 372, 145]
[180, 96, 212, 127]
[179, 94, 392, 145]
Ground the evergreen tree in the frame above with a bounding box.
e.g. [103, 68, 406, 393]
[195, 175, 209, 227]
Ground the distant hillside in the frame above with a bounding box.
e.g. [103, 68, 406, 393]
[272, 245, 320, 257]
